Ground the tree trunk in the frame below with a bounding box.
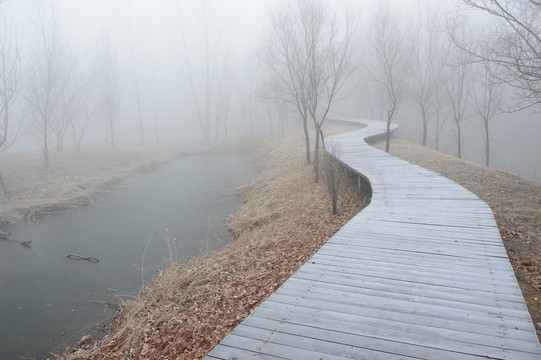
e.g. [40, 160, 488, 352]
[421, 108, 428, 146]
[43, 123, 50, 168]
[314, 127, 320, 183]
[485, 120, 490, 167]
[385, 109, 392, 153]
[0, 170, 8, 198]
[43, 146, 49, 168]
[302, 117, 311, 164]
[435, 113, 441, 151]
[456, 120, 462, 159]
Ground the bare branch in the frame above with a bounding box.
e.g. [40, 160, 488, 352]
[461, 0, 541, 108]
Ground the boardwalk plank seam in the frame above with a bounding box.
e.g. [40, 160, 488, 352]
[206, 119, 541, 359]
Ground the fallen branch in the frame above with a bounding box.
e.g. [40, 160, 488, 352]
[66, 254, 100, 263]
[0, 230, 33, 248]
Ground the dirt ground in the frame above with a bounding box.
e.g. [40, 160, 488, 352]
[373, 137, 541, 340]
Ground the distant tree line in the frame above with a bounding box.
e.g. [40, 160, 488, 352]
[1, 0, 539, 198]
[259, 0, 540, 183]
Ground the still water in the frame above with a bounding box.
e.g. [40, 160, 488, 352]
[0, 153, 256, 360]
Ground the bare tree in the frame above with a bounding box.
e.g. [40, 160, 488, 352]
[443, 46, 471, 159]
[238, 75, 258, 138]
[70, 103, 96, 151]
[168, 0, 231, 141]
[433, 93, 448, 150]
[262, 1, 312, 164]
[24, 0, 66, 168]
[371, 0, 410, 153]
[121, 1, 146, 145]
[410, 2, 446, 146]
[49, 57, 81, 150]
[215, 58, 235, 140]
[68, 71, 95, 151]
[307, 3, 357, 183]
[470, 60, 504, 166]
[444, 16, 475, 159]
[262, 0, 357, 182]
[148, 42, 159, 144]
[95, 34, 121, 149]
[0, 6, 22, 196]
[461, 0, 541, 108]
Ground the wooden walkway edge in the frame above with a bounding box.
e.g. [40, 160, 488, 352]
[206, 119, 541, 359]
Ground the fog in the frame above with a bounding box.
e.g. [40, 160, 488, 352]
[1, 0, 540, 180]
[2, 0, 282, 150]
[1, 1, 541, 357]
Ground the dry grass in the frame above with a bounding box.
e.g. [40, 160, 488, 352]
[0, 140, 256, 229]
[59, 124, 366, 359]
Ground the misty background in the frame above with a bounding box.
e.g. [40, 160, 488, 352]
[1, 0, 540, 179]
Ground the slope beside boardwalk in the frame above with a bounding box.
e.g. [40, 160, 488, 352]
[206, 119, 541, 359]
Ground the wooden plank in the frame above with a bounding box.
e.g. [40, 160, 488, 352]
[285, 277, 530, 312]
[264, 292, 534, 336]
[291, 267, 527, 305]
[207, 345, 289, 359]
[317, 243, 513, 270]
[303, 258, 520, 292]
[246, 306, 541, 359]
[274, 285, 533, 323]
[237, 317, 485, 360]
[230, 324, 421, 360]
[205, 119, 541, 359]
[256, 300, 538, 345]
[215, 334, 354, 360]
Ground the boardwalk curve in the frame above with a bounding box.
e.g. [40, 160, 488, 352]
[206, 119, 541, 359]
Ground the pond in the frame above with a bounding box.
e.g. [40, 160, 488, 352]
[0, 152, 256, 360]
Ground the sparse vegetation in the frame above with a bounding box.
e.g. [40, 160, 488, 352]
[323, 142, 343, 215]
[0, 140, 254, 231]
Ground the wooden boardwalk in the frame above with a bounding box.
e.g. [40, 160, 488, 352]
[206, 119, 541, 359]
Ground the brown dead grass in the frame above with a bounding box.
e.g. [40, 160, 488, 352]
[374, 137, 541, 340]
[59, 124, 366, 359]
[0, 140, 255, 229]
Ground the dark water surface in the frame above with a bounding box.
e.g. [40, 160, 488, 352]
[0, 153, 256, 360]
